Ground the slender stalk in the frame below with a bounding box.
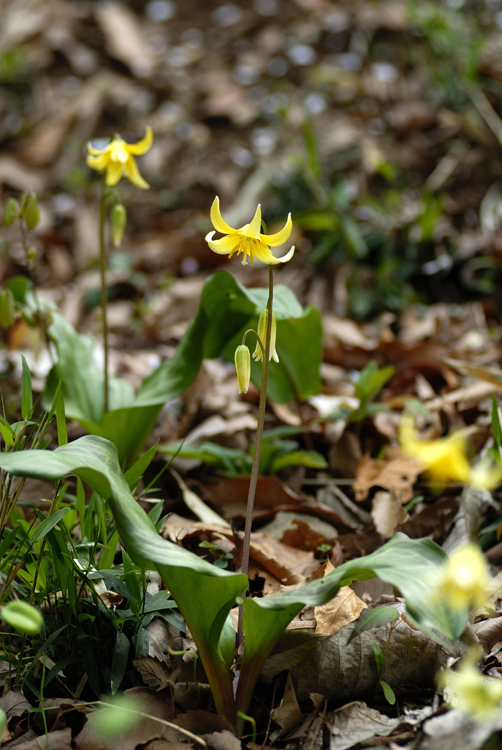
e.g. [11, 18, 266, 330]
[99, 181, 109, 414]
[238, 265, 274, 644]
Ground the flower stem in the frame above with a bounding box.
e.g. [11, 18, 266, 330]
[99, 181, 109, 414]
[238, 265, 273, 644]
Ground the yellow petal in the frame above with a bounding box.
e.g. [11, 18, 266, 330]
[242, 204, 262, 239]
[261, 213, 292, 247]
[86, 154, 109, 172]
[127, 126, 153, 155]
[206, 232, 240, 254]
[210, 196, 236, 235]
[86, 141, 112, 156]
[124, 156, 150, 189]
[109, 140, 130, 164]
[105, 161, 124, 186]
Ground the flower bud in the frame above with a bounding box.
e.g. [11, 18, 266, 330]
[234, 345, 250, 394]
[23, 194, 40, 231]
[3, 198, 20, 226]
[111, 203, 127, 247]
[253, 309, 279, 363]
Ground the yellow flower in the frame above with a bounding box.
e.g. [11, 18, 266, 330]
[205, 196, 294, 265]
[234, 345, 251, 394]
[253, 310, 279, 363]
[439, 651, 502, 721]
[435, 544, 491, 612]
[400, 417, 470, 484]
[399, 416, 502, 490]
[86, 127, 153, 188]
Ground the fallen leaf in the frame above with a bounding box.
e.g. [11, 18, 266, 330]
[354, 454, 421, 503]
[314, 585, 367, 636]
[270, 673, 304, 740]
[95, 2, 153, 77]
[12, 728, 73, 749]
[327, 701, 399, 750]
[371, 490, 409, 539]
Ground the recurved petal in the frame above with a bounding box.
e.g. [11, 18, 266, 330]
[261, 213, 292, 247]
[206, 232, 240, 254]
[210, 196, 236, 235]
[244, 204, 262, 239]
[105, 161, 125, 186]
[124, 156, 150, 189]
[252, 240, 284, 264]
[86, 154, 109, 172]
[274, 245, 295, 264]
[86, 141, 112, 156]
[127, 126, 153, 155]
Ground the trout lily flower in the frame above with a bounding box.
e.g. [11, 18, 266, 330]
[399, 416, 502, 490]
[86, 127, 153, 188]
[206, 196, 294, 265]
[434, 544, 492, 613]
[439, 650, 502, 721]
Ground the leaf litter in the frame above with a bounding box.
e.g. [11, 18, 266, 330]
[5, 0, 502, 748]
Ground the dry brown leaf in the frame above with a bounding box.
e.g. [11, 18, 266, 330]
[204, 730, 241, 750]
[260, 511, 338, 552]
[249, 533, 317, 585]
[13, 728, 73, 750]
[327, 702, 400, 750]
[354, 454, 422, 502]
[371, 490, 409, 539]
[74, 687, 176, 750]
[171, 470, 230, 528]
[314, 585, 367, 636]
[270, 673, 304, 740]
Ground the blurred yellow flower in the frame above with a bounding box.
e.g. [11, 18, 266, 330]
[253, 310, 279, 363]
[439, 651, 502, 721]
[435, 544, 491, 612]
[399, 416, 502, 490]
[86, 127, 153, 188]
[206, 196, 294, 266]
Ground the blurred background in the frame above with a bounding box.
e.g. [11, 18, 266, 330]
[2, 0, 502, 338]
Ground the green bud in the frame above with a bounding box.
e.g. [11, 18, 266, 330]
[234, 344, 250, 394]
[253, 309, 279, 363]
[0, 288, 14, 329]
[2, 600, 43, 635]
[24, 194, 40, 230]
[3, 198, 20, 226]
[111, 203, 127, 247]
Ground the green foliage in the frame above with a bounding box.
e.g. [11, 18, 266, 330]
[160, 427, 327, 477]
[45, 272, 322, 466]
[0, 436, 468, 735]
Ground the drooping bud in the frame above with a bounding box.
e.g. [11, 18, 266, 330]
[23, 194, 40, 231]
[3, 198, 20, 226]
[234, 344, 251, 394]
[111, 203, 127, 247]
[253, 309, 279, 363]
